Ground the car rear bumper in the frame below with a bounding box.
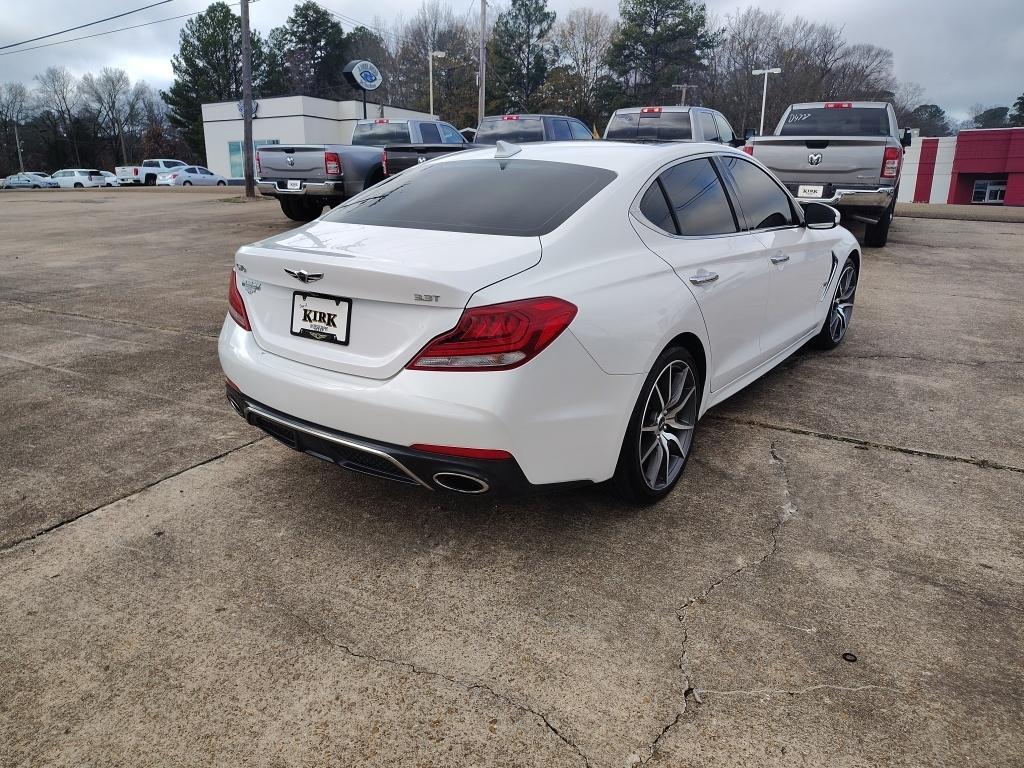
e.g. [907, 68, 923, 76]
[257, 180, 347, 198]
[218, 319, 640, 490]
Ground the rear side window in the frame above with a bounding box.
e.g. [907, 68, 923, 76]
[715, 115, 735, 144]
[778, 107, 890, 137]
[324, 159, 616, 237]
[475, 117, 545, 144]
[352, 121, 412, 145]
[606, 112, 693, 141]
[658, 159, 737, 236]
[570, 121, 593, 140]
[639, 183, 675, 234]
[419, 123, 441, 143]
[699, 112, 719, 142]
[550, 119, 572, 141]
[720, 156, 795, 229]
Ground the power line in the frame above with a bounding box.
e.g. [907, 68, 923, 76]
[0, 4, 242, 58]
[0, 0, 175, 52]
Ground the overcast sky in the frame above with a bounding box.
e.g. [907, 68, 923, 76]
[1, 0, 1021, 121]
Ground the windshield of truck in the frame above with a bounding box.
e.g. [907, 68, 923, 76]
[352, 122, 412, 146]
[606, 112, 693, 141]
[474, 118, 545, 144]
[778, 107, 890, 136]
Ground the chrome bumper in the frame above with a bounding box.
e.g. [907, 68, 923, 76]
[257, 180, 345, 197]
[797, 186, 895, 209]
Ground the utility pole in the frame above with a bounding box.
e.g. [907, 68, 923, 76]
[14, 122, 25, 172]
[239, 0, 255, 198]
[671, 84, 694, 106]
[751, 67, 781, 136]
[429, 51, 446, 117]
[477, 0, 486, 124]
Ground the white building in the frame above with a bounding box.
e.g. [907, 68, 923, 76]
[201, 95, 435, 179]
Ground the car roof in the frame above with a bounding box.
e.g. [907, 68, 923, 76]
[432, 139, 747, 175]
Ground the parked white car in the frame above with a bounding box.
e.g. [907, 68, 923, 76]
[51, 169, 106, 188]
[99, 171, 120, 187]
[220, 141, 859, 501]
[156, 165, 228, 187]
[115, 158, 187, 186]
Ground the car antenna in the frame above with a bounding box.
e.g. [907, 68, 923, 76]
[494, 140, 522, 159]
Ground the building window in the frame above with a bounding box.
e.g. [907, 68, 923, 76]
[972, 179, 1007, 205]
[228, 139, 279, 177]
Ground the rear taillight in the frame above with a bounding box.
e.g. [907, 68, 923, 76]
[742, 145, 754, 155]
[407, 297, 577, 371]
[255, 151, 261, 175]
[410, 444, 513, 460]
[881, 146, 901, 179]
[228, 272, 251, 331]
[381, 149, 388, 176]
[133, 168, 138, 176]
[171, 173, 178, 179]
[325, 151, 342, 176]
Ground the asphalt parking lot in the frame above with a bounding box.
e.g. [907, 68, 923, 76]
[1, 187, 1022, 767]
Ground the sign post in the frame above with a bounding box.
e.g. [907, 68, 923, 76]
[343, 60, 383, 120]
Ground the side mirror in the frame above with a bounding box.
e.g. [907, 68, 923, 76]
[743, 128, 757, 141]
[803, 201, 840, 230]
[728, 137, 746, 148]
[901, 128, 912, 148]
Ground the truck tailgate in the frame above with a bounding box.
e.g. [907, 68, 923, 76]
[749, 136, 888, 185]
[257, 146, 327, 181]
[384, 144, 473, 175]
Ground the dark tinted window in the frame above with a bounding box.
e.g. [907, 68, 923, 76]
[715, 114, 735, 144]
[720, 156, 794, 230]
[606, 111, 692, 141]
[165, 160, 185, 168]
[184, 167, 197, 173]
[570, 121, 593, 140]
[325, 159, 616, 236]
[550, 119, 572, 140]
[142, 160, 157, 167]
[474, 117, 545, 144]
[639, 182, 675, 234]
[352, 122, 412, 145]
[778, 107, 890, 137]
[699, 112, 719, 142]
[419, 123, 441, 143]
[658, 158, 737, 236]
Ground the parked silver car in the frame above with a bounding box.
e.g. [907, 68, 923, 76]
[3, 172, 58, 189]
[156, 165, 228, 187]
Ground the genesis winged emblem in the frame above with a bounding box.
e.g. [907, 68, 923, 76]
[284, 268, 324, 284]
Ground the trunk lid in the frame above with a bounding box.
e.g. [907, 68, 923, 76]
[234, 220, 542, 379]
[749, 136, 889, 185]
[257, 146, 328, 181]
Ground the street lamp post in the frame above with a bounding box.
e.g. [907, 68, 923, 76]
[429, 51, 446, 117]
[751, 67, 781, 136]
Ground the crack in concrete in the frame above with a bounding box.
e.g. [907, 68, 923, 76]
[0, 436, 268, 557]
[638, 440, 795, 763]
[274, 606, 592, 768]
[0, 299, 220, 340]
[832, 353, 1024, 368]
[697, 683, 900, 697]
[709, 414, 1024, 474]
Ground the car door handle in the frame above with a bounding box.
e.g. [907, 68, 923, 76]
[688, 272, 719, 285]
[770, 253, 790, 264]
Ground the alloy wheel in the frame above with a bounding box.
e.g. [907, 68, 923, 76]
[638, 360, 697, 491]
[829, 263, 857, 343]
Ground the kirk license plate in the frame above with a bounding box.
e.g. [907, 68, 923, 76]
[287, 179, 301, 191]
[291, 292, 351, 345]
[798, 184, 824, 198]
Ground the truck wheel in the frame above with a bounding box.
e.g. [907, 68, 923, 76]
[863, 200, 895, 248]
[280, 197, 322, 222]
[364, 168, 385, 188]
[73, 182, 84, 188]
[144, 174, 156, 186]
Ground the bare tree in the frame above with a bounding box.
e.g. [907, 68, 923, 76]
[34, 66, 83, 165]
[81, 68, 150, 165]
[550, 9, 615, 126]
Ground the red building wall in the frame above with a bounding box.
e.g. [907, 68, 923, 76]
[948, 128, 1024, 206]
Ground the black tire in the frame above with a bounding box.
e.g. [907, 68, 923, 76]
[183, 180, 192, 186]
[279, 197, 322, 222]
[863, 201, 894, 247]
[364, 168, 385, 189]
[613, 346, 701, 504]
[813, 256, 858, 350]
[216, 180, 226, 186]
[73, 182, 84, 188]
[144, 174, 156, 186]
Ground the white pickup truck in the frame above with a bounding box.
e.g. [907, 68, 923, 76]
[116, 158, 188, 186]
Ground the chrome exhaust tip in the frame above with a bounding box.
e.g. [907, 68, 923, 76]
[432, 472, 490, 494]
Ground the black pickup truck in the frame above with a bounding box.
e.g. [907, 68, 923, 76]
[382, 143, 476, 176]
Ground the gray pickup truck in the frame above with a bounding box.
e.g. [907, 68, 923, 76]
[604, 106, 743, 146]
[256, 117, 466, 221]
[744, 101, 912, 246]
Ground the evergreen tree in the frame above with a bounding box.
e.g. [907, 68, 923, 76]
[489, 0, 557, 113]
[908, 104, 951, 137]
[1010, 93, 1024, 127]
[269, 2, 352, 99]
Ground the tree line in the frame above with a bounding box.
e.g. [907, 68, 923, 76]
[3, 0, 1023, 175]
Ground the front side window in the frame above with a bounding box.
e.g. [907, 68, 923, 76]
[570, 121, 593, 140]
[165, 160, 185, 168]
[656, 158, 737, 236]
[720, 156, 795, 230]
[439, 123, 463, 144]
[324, 159, 616, 237]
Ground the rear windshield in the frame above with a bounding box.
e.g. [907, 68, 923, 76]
[606, 112, 692, 141]
[474, 118, 545, 144]
[352, 122, 412, 146]
[324, 159, 616, 236]
[778, 107, 890, 136]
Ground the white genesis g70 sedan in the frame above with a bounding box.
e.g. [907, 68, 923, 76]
[220, 140, 860, 501]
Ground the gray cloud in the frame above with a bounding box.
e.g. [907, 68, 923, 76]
[1, 0, 1019, 120]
